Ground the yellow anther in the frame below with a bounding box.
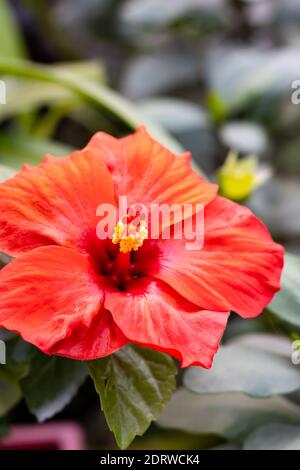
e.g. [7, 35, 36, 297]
[112, 219, 148, 253]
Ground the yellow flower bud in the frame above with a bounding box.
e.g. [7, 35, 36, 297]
[218, 151, 266, 202]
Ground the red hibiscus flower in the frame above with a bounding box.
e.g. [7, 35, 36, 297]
[0, 127, 284, 368]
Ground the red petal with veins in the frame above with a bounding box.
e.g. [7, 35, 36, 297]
[0, 149, 114, 256]
[105, 278, 229, 368]
[86, 126, 217, 229]
[147, 196, 284, 317]
[0, 246, 127, 358]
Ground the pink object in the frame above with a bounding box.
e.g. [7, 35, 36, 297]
[0, 422, 86, 450]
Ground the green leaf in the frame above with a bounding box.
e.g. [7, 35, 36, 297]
[121, 49, 200, 100]
[244, 424, 300, 450]
[223, 313, 269, 341]
[0, 58, 184, 154]
[0, 329, 15, 342]
[138, 98, 210, 134]
[0, 132, 73, 171]
[206, 46, 300, 112]
[21, 352, 87, 422]
[248, 178, 300, 239]
[0, 417, 9, 437]
[268, 253, 300, 327]
[0, 164, 16, 183]
[0, 62, 106, 121]
[120, 0, 225, 32]
[0, 337, 32, 416]
[0, 0, 27, 59]
[129, 430, 220, 451]
[0, 371, 21, 417]
[5, 337, 34, 374]
[206, 91, 228, 123]
[158, 388, 300, 441]
[184, 334, 300, 398]
[277, 138, 300, 174]
[86, 344, 177, 449]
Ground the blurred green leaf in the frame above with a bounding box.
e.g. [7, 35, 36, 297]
[0, 337, 32, 417]
[244, 424, 300, 450]
[0, 164, 16, 183]
[158, 388, 300, 441]
[0, 61, 106, 122]
[139, 98, 210, 134]
[184, 334, 300, 397]
[0, 0, 27, 59]
[276, 138, 300, 175]
[0, 417, 9, 437]
[0, 59, 184, 154]
[5, 337, 35, 373]
[219, 121, 270, 156]
[248, 179, 300, 239]
[21, 352, 88, 422]
[120, 0, 227, 31]
[275, 0, 300, 23]
[0, 132, 73, 171]
[31, 102, 75, 139]
[268, 253, 300, 327]
[210, 442, 240, 450]
[206, 92, 228, 123]
[70, 105, 114, 134]
[121, 48, 200, 100]
[54, 0, 111, 28]
[223, 314, 270, 342]
[129, 430, 221, 451]
[206, 46, 300, 112]
[0, 329, 15, 342]
[0, 368, 22, 417]
[86, 344, 177, 449]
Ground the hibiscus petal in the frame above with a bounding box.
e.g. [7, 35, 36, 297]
[0, 246, 127, 359]
[0, 149, 115, 256]
[149, 196, 284, 318]
[86, 126, 217, 226]
[105, 278, 229, 368]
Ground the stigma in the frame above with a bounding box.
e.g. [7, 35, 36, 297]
[112, 218, 148, 254]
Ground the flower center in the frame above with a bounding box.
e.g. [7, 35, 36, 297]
[112, 218, 148, 254]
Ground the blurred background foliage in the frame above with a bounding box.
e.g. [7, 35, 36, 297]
[1, 0, 300, 451]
